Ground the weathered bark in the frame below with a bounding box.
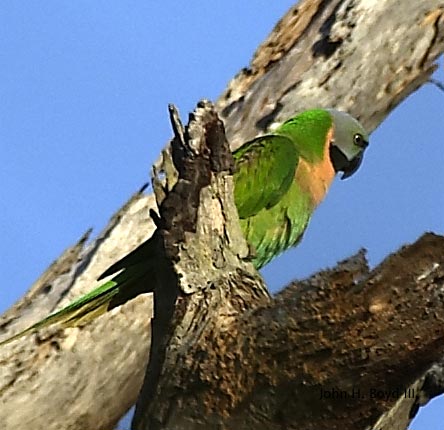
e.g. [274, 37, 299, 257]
[218, 0, 444, 144]
[0, 193, 155, 430]
[1, 1, 443, 429]
[133, 102, 444, 430]
[132, 102, 270, 430]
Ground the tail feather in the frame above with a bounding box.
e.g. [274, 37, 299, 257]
[98, 238, 157, 281]
[0, 280, 120, 346]
[0, 237, 157, 346]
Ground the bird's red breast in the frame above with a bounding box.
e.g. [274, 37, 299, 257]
[294, 127, 336, 207]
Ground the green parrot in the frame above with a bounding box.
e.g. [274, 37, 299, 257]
[0, 108, 369, 344]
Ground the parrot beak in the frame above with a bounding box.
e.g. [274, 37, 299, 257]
[329, 145, 365, 180]
[340, 152, 364, 180]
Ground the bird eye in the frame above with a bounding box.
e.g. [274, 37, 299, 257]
[353, 133, 366, 148]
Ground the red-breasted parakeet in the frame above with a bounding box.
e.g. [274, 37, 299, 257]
[1, 108, 369, 344]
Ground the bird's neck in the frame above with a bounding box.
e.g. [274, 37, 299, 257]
[295, 128, 336, 206]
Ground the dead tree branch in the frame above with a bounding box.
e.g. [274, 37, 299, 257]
[133, 102, 444, 430]
[1, 1, 444, 429]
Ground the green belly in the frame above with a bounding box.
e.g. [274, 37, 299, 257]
[240, 184, 314, 269]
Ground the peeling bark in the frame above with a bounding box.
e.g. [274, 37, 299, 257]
[1, 1, 444, 430]
[133, 102, 270, 430]
[133, 103, 444, 430]
[218, 0, 444, 147]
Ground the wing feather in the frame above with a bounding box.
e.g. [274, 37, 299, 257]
[233, 135, 299, 219]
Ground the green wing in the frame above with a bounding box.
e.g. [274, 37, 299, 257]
[1, 136, 300, 346]
[233, 134, 299, 219]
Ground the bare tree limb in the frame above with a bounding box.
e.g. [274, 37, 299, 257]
[132, 101, 444, 430]
[1, 1, 444, 429]
[132, 101, 269, 430]
[218, 0, 444, 146]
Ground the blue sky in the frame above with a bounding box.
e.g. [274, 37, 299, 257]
[1, 2, 443, 429]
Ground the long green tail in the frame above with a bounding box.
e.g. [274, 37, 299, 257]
[0, 280, 120, 346]
[0, 237, 157, 345]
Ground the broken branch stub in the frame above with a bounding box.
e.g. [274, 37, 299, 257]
[133, 101, 270, 430]
[135, 101, 444, 430]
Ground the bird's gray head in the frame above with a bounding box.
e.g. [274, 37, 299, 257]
[327, 109, 369, 179]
